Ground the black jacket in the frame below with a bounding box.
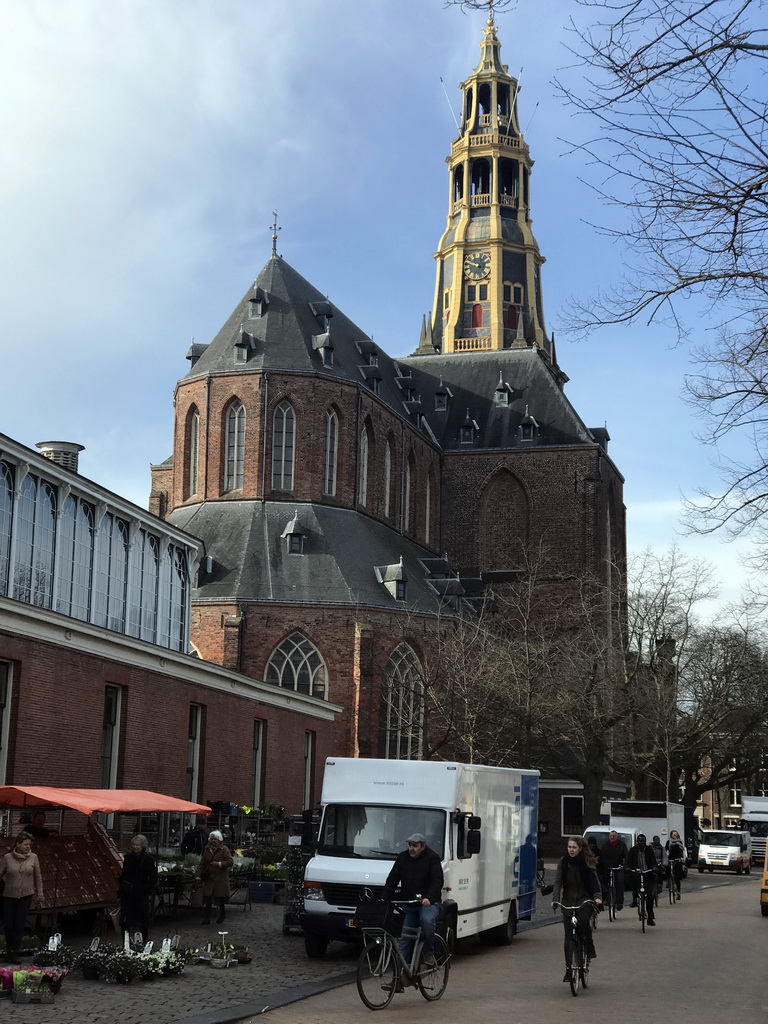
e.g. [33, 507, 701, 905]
[181, 828, 206, 856]
[599, 838, 628, 870]
[383, 846, 444, 905]
[119, 850, 157, 900]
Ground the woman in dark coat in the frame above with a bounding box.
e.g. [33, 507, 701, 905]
[552, 836, 602, 981]
[118, 834, 157, 944]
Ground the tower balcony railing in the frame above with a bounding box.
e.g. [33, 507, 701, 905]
[454, 336, 494, 351]
[452, 134, 526, 156]
[470, 194, 491, 207]
[499, 194, 517, 207]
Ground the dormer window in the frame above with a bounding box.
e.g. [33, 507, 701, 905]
[249, 298, 264, 318]
[520, 423, 533, 440]
[366, 352, 378, 367]
[375, 558, 408, 601]
[460, 425, 474, 444]
[322, 348, 334, 368]
[281, 510, 305, 554]
[234, 328, 255, 363]
[495, 389, 509, 407]
[312, 330, 334, 368]
[435, 393, 448, 411]
[395, 580, 407, 601]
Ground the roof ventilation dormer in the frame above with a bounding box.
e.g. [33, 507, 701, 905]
[434, 378, 453, 412]
[234, 324, 257, 363]
[494, 371, 513, 407]
[374, 556, 408, 602]
[249, 287, 269, 319]
[280, 510, 306, 554]
[460, 409, 479, 445]
[312, 322, 334, 368]
[35, 441, 84, 473]
[519, 405, 539, 442]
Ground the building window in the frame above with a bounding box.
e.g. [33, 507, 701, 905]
[503, 284, 511, 302]
[101, 685, 122, 789]
[249, 298, 264, 318]
[0, 662, 12, 785]
[384, 441, 392, 518]
[265, 633, 327, 699]
[304, 731, 315, 809]
[467, 285, 476, 301]
[188, 410, 200, 496]
[272, 401, 296, 491]
[507, 305, 518, 330]
[395, 580, 407, 601]
[404, 459, 412, 533]
[520, 423, 534, 441]
[323, 410, 338, 496]
[561, 795, 584, 836]
[381, 644, 424, 760]
[71, 499, 95, 622]
[358, 428, 369, 507]
[729, 778, 742, 807]
[13, 475, 56, 609]
[479, 284, 488, 301]
[252, 720, 264, 808]
[434, 393, 448, 412]
[460, 425, 474, 444]
[513, 285, 523, 304]
[187, 703, 202, 803]
[424, 475, 431, 547]
[225, 401, 245, 491]
[0, 462, 13, 598]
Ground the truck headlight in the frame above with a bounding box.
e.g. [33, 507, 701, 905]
[303, 882, 324, 902]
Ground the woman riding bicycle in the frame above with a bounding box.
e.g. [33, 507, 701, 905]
[552, 836, 602, 981]
[666, 829, 686, 897]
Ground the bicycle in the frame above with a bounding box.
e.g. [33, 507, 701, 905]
[605, 866, 622, 922]
[354, 897, 450, 1010]
[553, 900, 597, 997]
[630, 868, 656, 932]
[667, 859, 683, 904]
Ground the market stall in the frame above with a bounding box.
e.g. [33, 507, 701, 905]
[0, 787, 210, 923]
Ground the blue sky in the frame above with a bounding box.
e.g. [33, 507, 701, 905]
[0, 0, 752, 611]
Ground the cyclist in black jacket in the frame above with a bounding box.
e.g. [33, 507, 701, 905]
[383, 833, 443, 966]
[599, 830, 628, 910]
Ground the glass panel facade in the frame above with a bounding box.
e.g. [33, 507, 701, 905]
[0, 458, 190, 652]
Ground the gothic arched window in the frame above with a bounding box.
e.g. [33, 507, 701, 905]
[323, 409, 338, 496]
[186, 407, 200, 497]
[225, 401, 245, 491]
[383, 440, 393, 518]
[265, 633, 327, 699]
[272, 401, 296, 491]
[381, 644, 424, 760]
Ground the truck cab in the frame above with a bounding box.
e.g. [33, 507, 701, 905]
[697, 830, 752, 874]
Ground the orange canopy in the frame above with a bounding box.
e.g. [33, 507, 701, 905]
[0, 786, 210, 816]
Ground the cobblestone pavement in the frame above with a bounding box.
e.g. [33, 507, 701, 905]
[6, 894, 359, 1024]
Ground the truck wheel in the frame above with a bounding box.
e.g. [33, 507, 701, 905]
[304, 933, 329, 959]
[736, 862, 743, 875]
[479, 906, 516, 946]
[745, 862, 752, 875]
[707, 867, 714, 873]
[697, 865, 704, 873]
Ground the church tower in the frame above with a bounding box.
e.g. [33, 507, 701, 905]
[422, 15, 552, 359]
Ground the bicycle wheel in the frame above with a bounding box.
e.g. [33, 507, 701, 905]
[580, 948, 590, 990]
[639, 897, 646, 933]
[568, 939, 580, 997]
[607, 888, 616, 922]
[357, 937, 397, 1010]
[417, 935, 450, 1001]
[668, 878, 675, 905]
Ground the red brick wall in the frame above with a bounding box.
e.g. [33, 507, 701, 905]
[0, 631, 335, 816]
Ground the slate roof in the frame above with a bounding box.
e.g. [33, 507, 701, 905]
[167, 501, 467, 613]
[183, 255, 603, 456]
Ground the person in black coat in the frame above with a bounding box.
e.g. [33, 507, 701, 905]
[118, 835, 158, 944]
[180, 818, 207, 856]
[625, 834, 658, 924]
[599, 829, 629, 910]
[383, 833, 444, 967]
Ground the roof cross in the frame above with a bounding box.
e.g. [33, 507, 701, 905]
[269, 210, 282, 257]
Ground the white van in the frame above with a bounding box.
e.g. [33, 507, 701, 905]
[300, 758, 540, 957]
[697, 830, 752, 874]
[583, 825, 640, 852]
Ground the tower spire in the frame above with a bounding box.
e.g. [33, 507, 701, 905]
[269, 210, 281, 257]
[423, 17, 552, 362]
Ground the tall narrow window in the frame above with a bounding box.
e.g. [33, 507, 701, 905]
[425, 475, 431, 546]
[323, 410, 338, 496]
[304, 731, 315, 809]
[252, 720, 264, 808]
[472, 303, 482, 328]
[404, 458, 413, 533]
[13, 476, 37, 603]
[381, 645, 424, 760]
[71, 500, 94, 621]
[187, 704, 202, 802]
[383, 441, 392, 518]
[225, 401, 245, 491]
[188, 409, 200, 497]
[0, 462, 13, 597]
[272, 402, 296, 490]
[358, 428, 369, 506]
[101, 685, 122, 789]
[0, 662, 11, 785]
[56, 496, 77, 616]
[139, 534, 159, 642]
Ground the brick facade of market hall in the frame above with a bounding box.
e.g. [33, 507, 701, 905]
[0, 19, 625, 830]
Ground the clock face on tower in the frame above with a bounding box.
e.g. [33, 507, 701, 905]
[464, 251, 491, 280]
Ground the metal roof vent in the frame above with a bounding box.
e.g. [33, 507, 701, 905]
[35, 441, 85, 473]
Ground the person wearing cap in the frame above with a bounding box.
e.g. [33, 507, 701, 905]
[383, 832, 444, 971]
[197, 830, 233, 924]
[599, 829, 628, 910]
[625, 834, 658, 925]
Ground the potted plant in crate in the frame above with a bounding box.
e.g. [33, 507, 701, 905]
[231, 944, 252, 965]
[76, 944, 107, 981]
[101, 948, 146, 985]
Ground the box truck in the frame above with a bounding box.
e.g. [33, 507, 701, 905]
[300, 757, 540, 958]
[740, 796, 768, 866]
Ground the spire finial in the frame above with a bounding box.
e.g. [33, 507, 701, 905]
[269, 210, 282, 257]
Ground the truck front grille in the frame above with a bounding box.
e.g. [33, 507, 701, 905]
[321, 882, 385, 907]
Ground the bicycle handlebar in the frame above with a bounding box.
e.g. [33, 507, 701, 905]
[552, 900, 598, 911]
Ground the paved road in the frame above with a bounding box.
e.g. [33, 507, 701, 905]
[4, 871, 763, 1023]
[241, 873, 766, 1024]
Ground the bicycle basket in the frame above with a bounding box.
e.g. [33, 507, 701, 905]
[354, 900, 405, 938]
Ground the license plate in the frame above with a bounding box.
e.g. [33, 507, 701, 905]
[347, 918, 356, 928]
[713, 861, 725, 866]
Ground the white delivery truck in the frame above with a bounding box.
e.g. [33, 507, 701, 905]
[300, 757, 540, 958]
[740, 796, 768, 866]
[697, 830, 752, 874]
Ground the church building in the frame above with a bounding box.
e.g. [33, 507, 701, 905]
[148, 15, 627, 808]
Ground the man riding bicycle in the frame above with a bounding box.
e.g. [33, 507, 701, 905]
[383, 833, 444, 968]
[599, 829, 628, 910]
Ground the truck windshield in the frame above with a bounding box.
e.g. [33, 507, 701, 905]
[319, 805, 446, 859]
[745, 822, 768, 838]
[703, 832, 742, 846]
